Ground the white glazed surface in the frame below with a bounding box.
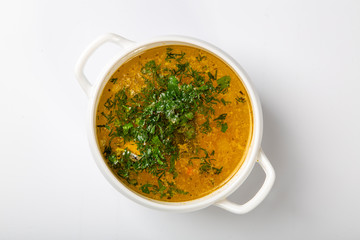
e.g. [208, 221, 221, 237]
[76, 34, 275, 213]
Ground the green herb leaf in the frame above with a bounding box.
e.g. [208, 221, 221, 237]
[140, 184, 152, 194]
[213, 166, 223, 175]
[216, 76, 231, 94]
[235, 96, 246, 103]
[214, 113, 227, 121]
[221, 123, 228, 132]
[110, 78, 118, 84]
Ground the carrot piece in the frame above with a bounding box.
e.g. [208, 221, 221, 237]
[185, 167, 193, 176]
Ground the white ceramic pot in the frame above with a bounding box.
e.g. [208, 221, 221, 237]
[75, 33, 275, 214]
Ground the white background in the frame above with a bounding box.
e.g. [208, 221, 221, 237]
[1, 0, 359, 239]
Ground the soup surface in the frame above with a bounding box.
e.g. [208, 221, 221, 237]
[96, 45, 253, 202]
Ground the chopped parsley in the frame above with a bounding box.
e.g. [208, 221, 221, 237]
[99, 48, 232, 198]
[110, 78, 118, 84]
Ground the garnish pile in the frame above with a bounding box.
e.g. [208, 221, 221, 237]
[97, 48, 245, 199]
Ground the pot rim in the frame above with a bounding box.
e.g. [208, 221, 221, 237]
[86, 35, 263, 212]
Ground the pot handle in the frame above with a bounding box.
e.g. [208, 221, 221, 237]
[75, 33, 135, 97]
[214, 149, 275, 214]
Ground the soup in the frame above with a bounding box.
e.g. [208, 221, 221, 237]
[96, 45, 253, 202]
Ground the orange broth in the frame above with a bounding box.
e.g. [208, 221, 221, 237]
[96, 45, 253, 201]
